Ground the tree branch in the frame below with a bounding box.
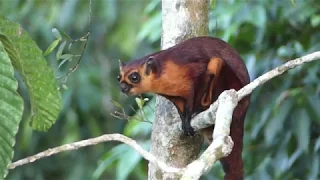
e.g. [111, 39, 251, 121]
[181, 90, 237, 179]
[191, 51, 320, 130]
[8, 134, 181, 175]
[9, 51, 320, 179]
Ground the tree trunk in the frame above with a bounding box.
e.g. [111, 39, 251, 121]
[148, 0, 209, 179]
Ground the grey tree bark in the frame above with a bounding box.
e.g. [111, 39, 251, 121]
[148, 0, 209, 179]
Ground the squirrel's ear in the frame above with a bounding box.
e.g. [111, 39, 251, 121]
[144, 56, 157, 75]
[119, 59, 125, 71]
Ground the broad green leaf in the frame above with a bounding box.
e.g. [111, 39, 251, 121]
[0, 41, 23, 178]
[0, 15, 62, 131]
[43, 39, 60, 56]
[0, 34, 20, 70]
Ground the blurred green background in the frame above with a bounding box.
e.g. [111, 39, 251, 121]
[1, 0, 320, 179]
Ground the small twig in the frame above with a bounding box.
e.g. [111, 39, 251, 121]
[56, 33, 90, 79]
[111, 110, 152, 124]
[8, 134, 181, 174]
[57, 0, 92, 79]
[110, 111, 131, 120]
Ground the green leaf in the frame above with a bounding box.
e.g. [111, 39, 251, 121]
[117, 143, 145, 180]
[62, 84, 68, 90]
[0, 34, 20, 69]
[43, 39, 60, 56]
[314, 137, 320, 152]
[211, 0, 216, 9]
[56, 28, 72, 41]
[57, 54, 73, 69]
[292, 108, 310, 152]
[58, 58, 72, 69]
[135, 97, 145, 109]
[290, 0, 296, 7]
[264, 99, 293, 145]
[0, 41, 23, 178]
[56, 41, 66, 60]
[110, 100, 123, 109]
[93, 144, 128, 179]
[0, 15, 62, 131]
[60, 53, 73, 60]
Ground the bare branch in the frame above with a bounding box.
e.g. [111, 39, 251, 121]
[181, 90, 237, 179]
[8, 51, 320, 180]
[237, 51, 320, 99]
[191, 51, 320, 130]
[8, 134, 181, 174]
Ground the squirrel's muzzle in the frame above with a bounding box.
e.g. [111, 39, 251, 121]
[120, 82, 132, 94]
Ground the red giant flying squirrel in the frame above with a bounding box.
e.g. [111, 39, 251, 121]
[117, 36, 251, 180]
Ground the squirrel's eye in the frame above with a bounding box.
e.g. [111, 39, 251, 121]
[117, 75, 121, 82]
[129, 72, 141, 83]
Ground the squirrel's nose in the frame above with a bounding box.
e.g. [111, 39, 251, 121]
[120, 83, 131, 93]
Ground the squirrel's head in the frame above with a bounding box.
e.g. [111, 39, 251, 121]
[117, 56, 159, 95]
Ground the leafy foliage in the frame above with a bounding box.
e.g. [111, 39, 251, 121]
[0, 41, 23, 178]
[0, 15, 62, 131]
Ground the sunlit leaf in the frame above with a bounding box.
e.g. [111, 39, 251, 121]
[62, 84, 68, 90]
[0, 41, 23, 178]
[43, 39, 60, 56]
[135, 97, 145, 109]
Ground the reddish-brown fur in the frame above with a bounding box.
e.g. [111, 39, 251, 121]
[118, 36, 250, 180]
